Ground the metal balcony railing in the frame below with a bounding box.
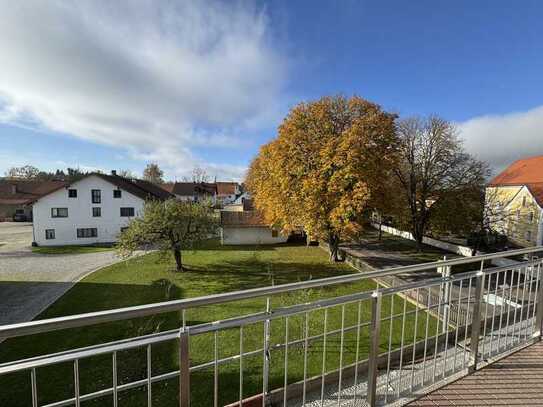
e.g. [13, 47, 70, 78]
[1, 246, 543, 407]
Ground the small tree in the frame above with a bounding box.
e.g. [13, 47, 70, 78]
[116, 199, 218, 272]
[143, 163, 165, 184]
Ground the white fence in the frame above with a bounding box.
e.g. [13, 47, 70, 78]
[372, 223, 521, 267]
[372, 223, 474, 257]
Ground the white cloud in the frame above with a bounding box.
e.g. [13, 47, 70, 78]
[0, 1, 285, 180]
[458, 105, 543, 174]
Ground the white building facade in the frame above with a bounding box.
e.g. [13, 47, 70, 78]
[220, 209, 288, 245]
[32, 174, 170, 246]
[221, 226, 288, 245]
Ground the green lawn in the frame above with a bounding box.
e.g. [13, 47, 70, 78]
[0, 240, 437, 406]
[31, 245, 114, 254]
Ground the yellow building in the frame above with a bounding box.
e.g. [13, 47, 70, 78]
[486, 155, 543, 247]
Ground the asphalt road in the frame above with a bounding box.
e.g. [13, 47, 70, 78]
[0, 222, 121, 325]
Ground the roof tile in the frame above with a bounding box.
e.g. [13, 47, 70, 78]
[489, 155, 543, 185]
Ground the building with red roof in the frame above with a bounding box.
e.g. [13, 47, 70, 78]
[486, 155, 543, 246]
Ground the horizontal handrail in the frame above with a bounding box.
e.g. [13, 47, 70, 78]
[0, 329, 179, 375]
[0, 246, 541, 339]
[6, 260, 498, 375]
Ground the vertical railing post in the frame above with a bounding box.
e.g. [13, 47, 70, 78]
[262, 297, 271, 407]
[179, 328, 190, 407]
[469, 270, 485, 372]
[440, 257, 451, 334]
[367, 291, 382, 407]
[535, 261, 543, 340]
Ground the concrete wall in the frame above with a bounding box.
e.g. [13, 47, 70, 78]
[221, 226, 287, 245]
[221, 203, 244, 212]
[372, 223, 520, 267]
[33, 175, 144, 246]
[373, 223, 475, 257]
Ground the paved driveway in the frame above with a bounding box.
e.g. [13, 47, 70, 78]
[0, 222, 122, 325]
[0, 222, 33, 253]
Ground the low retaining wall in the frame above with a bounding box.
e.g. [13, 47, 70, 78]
[372, 224, 520, 267]
[373, 223, 474, 257]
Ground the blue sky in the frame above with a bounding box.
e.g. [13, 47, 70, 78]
[1, 1, 542, 180]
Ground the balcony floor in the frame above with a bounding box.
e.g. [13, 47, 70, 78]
[408, 340, 543, 406]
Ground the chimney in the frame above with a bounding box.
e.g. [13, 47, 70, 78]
[111, 170, 117, 176]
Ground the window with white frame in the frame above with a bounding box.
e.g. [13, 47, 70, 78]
[51, 208, 68, 218]
[120, 207, 135, 217]
[91, 189, 101, 204]
[68, 189, 77, 198]
[45, 229, 55, 240]
[77, 228, 97, 238]
[92, 207, 101, 217]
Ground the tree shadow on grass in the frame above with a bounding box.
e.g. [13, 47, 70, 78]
[193, 240, 308, 252]
[184, 257, 357, 294]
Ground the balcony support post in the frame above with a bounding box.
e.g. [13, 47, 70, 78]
[367, 291, 382, 407]
[469, 269, 485, 372]
[535, 262, 543, 340]
[179, 328, 190, 407]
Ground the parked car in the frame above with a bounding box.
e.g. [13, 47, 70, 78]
[13, 211, 27, 222]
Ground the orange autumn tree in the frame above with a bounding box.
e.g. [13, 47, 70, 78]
[246, 95, 399, 261]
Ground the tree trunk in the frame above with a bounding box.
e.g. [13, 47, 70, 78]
[378, 214, 383, 241]
[329, 233, 341, 262]
[173, 248, 184, 272]
[412, 223, 424, 252]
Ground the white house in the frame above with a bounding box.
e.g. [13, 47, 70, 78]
[31, 172, 172, 246]
[220, 206, 288, 245]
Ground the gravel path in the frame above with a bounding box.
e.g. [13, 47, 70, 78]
[0, 249, 121, 325]
[0, 222, 33, 253]
[0, 222, 129, 325]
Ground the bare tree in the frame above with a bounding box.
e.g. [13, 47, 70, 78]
[117, 169, 134, 179]
[393, 116, 489, 250]
[5, 165, 41, 179]
[191, 166, 209, 183]
[142, 163, 164, 184]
